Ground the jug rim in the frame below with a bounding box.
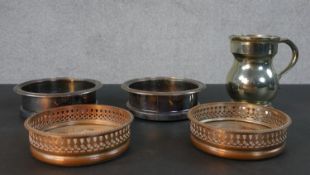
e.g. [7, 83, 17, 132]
[230, 34, 280, 42]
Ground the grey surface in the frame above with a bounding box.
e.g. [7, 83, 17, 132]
[1, 84, 310, 175]
[0, 0, 309, 84]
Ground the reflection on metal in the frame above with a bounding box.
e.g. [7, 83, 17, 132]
[259, 77, 266, 83]
[238, 75, 249, 84]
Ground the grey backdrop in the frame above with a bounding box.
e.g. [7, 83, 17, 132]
[0, 0, 309, 84]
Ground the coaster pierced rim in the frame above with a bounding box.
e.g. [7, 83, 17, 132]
[188, 102, 292, 160]
[24, 104, 133, 166]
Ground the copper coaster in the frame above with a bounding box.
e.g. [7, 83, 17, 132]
[24, 104, 133, 166]
[188, 102, 291, 160]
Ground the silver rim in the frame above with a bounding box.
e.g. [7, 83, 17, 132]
[230, 34, 280, 42]
[121, 77, 206, 96]
[14, 77, 102, 97]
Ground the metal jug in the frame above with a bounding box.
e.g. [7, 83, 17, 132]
[226, 34, 299, 105]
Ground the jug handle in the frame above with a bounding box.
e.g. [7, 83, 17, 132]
[278, 38, 299, 80]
